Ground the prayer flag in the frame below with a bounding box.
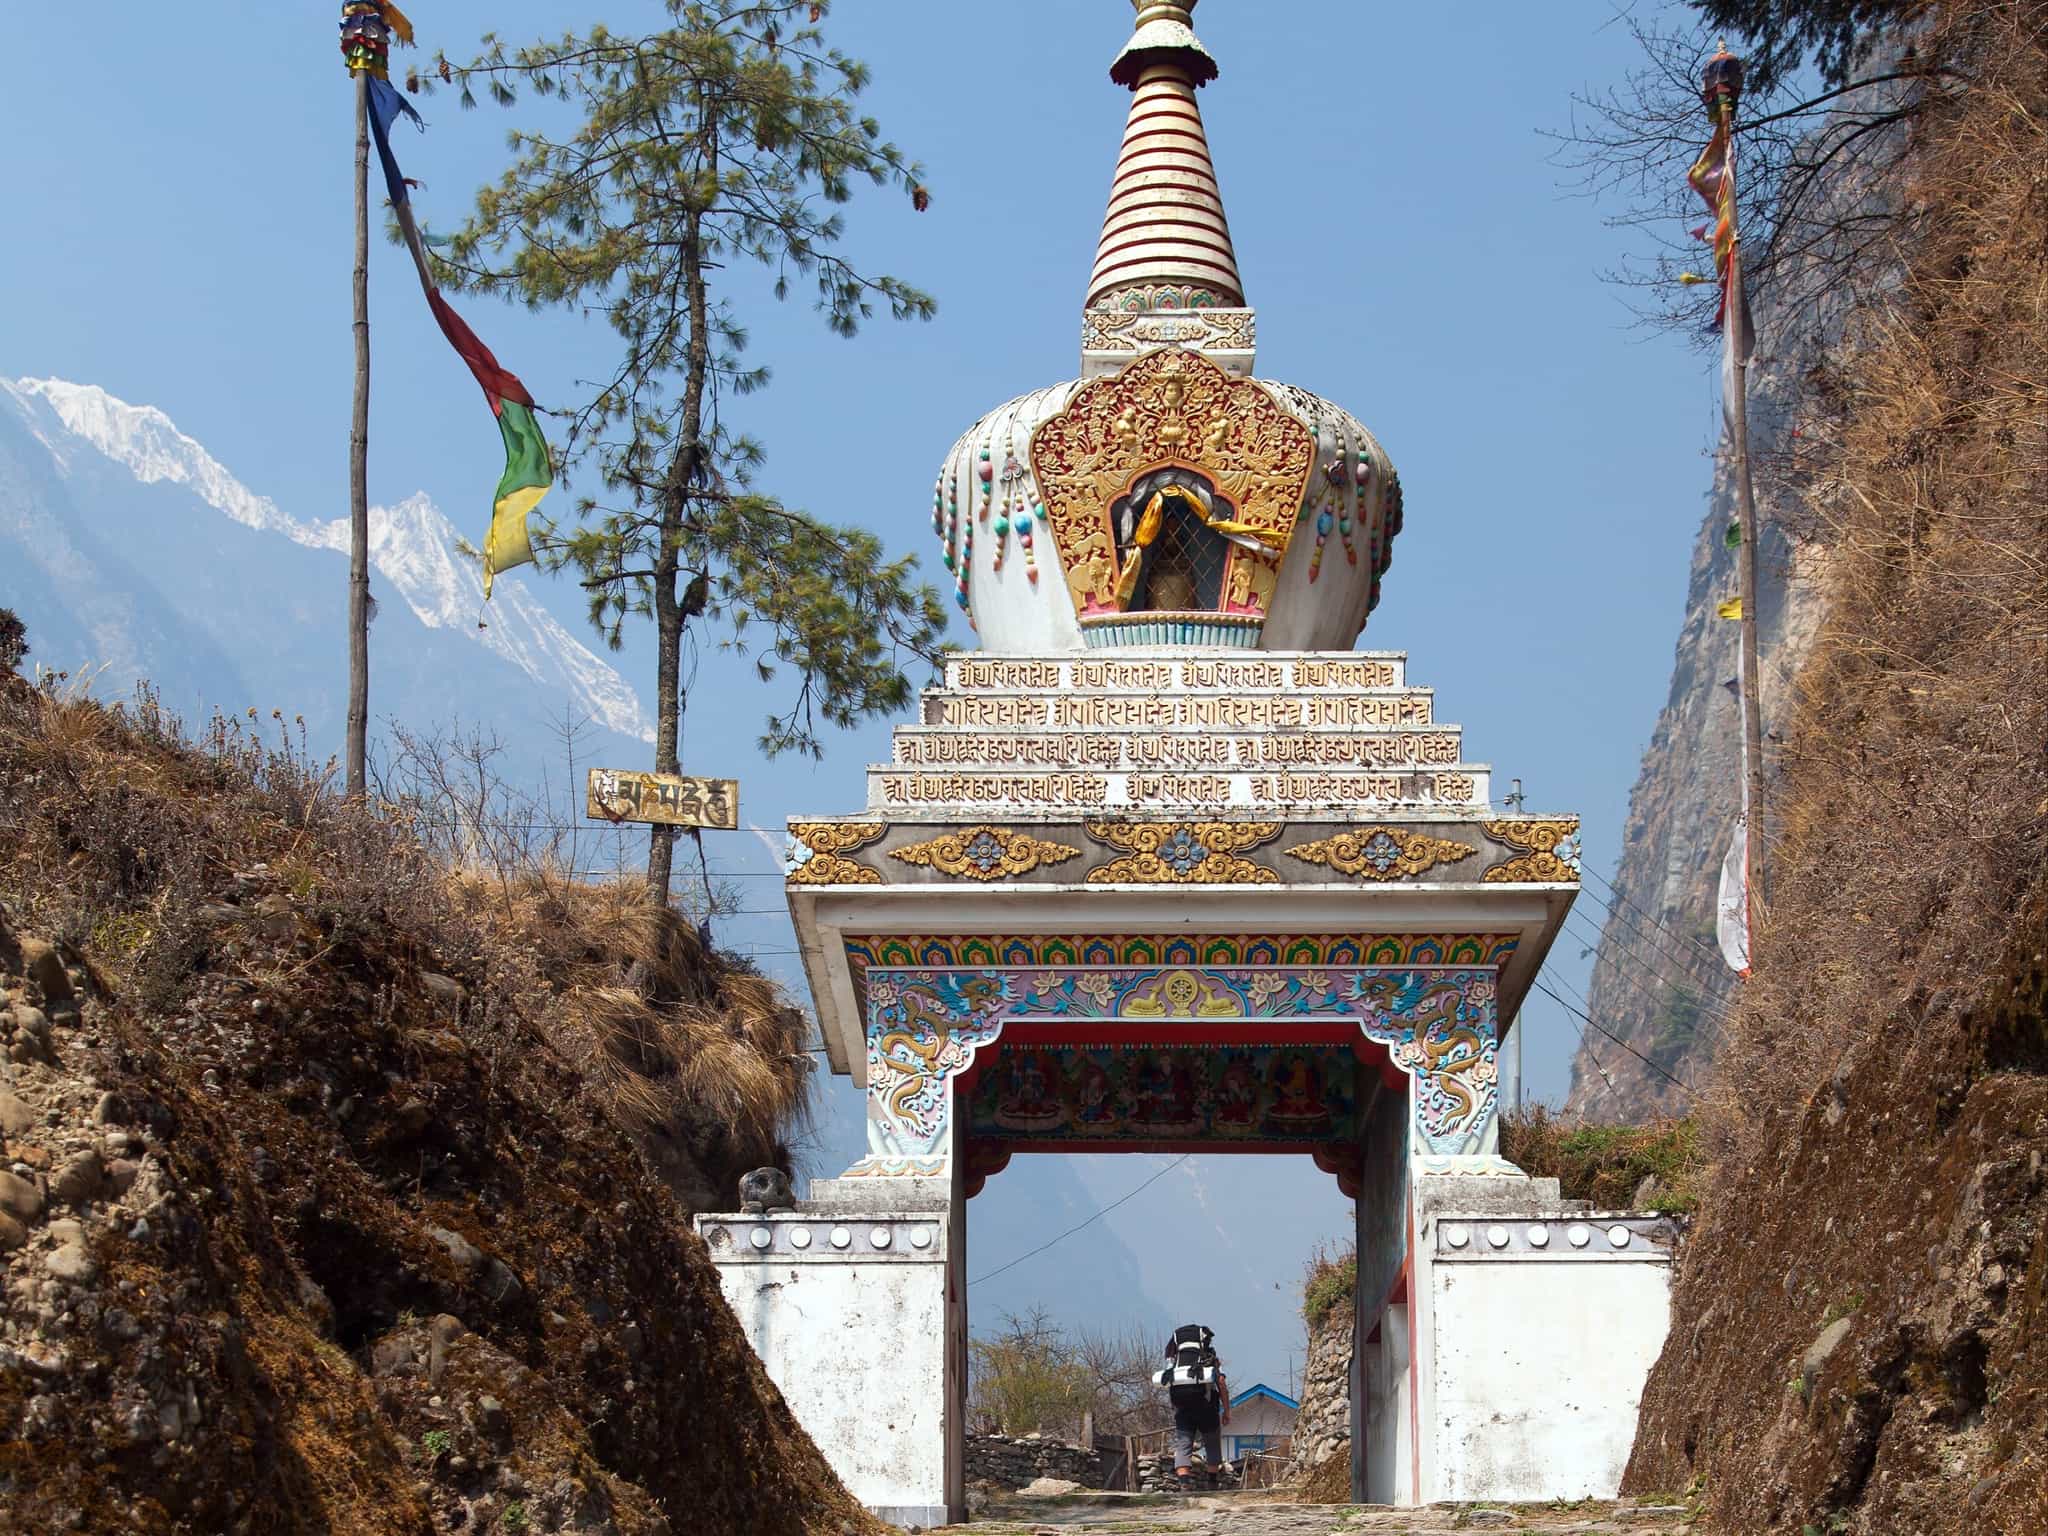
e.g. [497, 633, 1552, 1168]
[1690, 66, 1756, 437]
[1716, 815, 1751, 975]
[367, 75, 550, 597]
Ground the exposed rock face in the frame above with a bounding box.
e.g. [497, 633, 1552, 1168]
[1565, 292, 1829, 1119]
[1287, 1293, 1353, 1489]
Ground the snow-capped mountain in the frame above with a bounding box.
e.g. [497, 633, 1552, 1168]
[0, 375, 653, 778]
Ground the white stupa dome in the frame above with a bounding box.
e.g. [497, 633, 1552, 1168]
[927, 0, 1402, 654]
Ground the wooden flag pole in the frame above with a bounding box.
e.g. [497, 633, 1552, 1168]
[1729, 246, 1766, 916]
[1723, 103, 1767, 919]
[346, 64, 372, 800]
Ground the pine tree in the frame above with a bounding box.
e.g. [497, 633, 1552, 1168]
[435, 1, 944, 904]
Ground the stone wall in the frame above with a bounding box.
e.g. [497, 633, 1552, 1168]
[963, 1433, 1104, 1490]
[1288, 1292, 1353, 1484]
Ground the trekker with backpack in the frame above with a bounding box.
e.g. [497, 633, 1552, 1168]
[1154, 1323, 1230, 1491]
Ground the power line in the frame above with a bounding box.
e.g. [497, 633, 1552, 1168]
[1530, 977, 1694, 1100]
[1528, 966, 1616, 1100]
[1560, 912, 1735, 1044]
[1582, 862, 1728, 971]
[969, 1155, 1192, 1287]
[1573, 875, 1731, 996]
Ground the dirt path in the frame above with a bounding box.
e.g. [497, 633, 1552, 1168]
[948, 1492, 1698, 1536]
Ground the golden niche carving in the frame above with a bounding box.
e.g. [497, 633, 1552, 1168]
[1029, 348, 1314, 622]
[1286, 827, 1478, 882]
[787, 823, 887, 886]
[1082, 821, 1283, 884]
[1480, 818, 1582, 884]
[887, 826, 1082, 881]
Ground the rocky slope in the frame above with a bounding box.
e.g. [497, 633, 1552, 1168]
[1621, 11, 2048, 1528]
[0, 672, 864, 1535]
[1563, 288, 1827, 1119]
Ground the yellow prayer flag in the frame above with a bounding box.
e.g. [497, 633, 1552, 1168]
[1716, 598, 1743, 620]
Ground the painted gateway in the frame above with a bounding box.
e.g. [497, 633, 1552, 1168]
[696, 3, 1675, 1522]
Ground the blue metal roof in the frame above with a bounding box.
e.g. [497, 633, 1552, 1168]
[1229, 1382, 1299, 1410]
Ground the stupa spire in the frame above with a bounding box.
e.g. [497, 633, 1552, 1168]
[1085, 0, 1245, 311]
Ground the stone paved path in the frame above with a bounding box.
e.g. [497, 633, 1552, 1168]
[946, 1491, 1698, 1536]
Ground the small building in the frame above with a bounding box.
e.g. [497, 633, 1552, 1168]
[1223, 1383, 1298, 1462]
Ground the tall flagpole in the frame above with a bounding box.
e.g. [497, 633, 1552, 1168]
[1728, 238, 1765, 917]
[1706, 50, 1766, 921]
[347, 62, 372, 800]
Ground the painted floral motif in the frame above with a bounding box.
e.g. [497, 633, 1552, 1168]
[861, 964, 1502, 1160]
[843, 933, 1521, 974]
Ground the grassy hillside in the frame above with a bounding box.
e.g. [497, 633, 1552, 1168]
[0, 667, 868, 1535]
[1623, 10, 2048, 1530]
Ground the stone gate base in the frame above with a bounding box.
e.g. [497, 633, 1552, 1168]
[695, 1175, 965, 1527]
[1357, 1169, 1678, 1504]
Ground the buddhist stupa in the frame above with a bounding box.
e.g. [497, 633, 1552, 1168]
[928, 0, 1402, 652]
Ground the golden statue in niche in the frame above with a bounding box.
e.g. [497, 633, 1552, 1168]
[1029, 347, 1315, 620]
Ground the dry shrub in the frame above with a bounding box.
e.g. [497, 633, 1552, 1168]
[463, 873, 812, 1185]
[1626, 10, 2048, 1530]
[1717, 0, 2048, 1159]
[0, 676, 811, 1196]
[1501, 1106, 1702, 1212]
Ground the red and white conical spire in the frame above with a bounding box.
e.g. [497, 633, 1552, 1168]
[1085, 0, 1245, 311]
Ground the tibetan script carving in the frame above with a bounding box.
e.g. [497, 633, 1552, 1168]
[1292, 658, 1400, 689]
[1082, 821, 1283, 884]
[1286, 827, 1477, 881]
[929, 694, 1430, 729]
[787, 823, 887, 885]
[1030, 348, 1316, 619]
[887, 826, 1082, 881]
[587, 768, 738, 830]
[1479, 818, 1582, 884]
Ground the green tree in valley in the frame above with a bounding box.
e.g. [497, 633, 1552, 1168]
[436, 0, 945, 903]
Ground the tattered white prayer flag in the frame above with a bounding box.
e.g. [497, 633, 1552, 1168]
[1716, 815, 1750, 975]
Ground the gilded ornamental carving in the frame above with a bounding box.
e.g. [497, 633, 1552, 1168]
[787, 823, 887, 885]
[1286, 827, 1477, 881]
[887, 826, 1082, 881]
[1479, 818, 1582, 883]
[1082, 820, 1283, 884]
[1029, 347, 1314, 621]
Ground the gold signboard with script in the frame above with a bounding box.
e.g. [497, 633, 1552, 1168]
[586, 768, 739, 830]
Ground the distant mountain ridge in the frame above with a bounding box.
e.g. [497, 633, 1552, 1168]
[0, 374, 653, 781]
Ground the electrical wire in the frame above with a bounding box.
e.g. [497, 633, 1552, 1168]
[968, 1155, 1192, 1287]
[1530, 977, 1694, 1099]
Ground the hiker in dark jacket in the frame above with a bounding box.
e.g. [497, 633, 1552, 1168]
[1159, 1324, 1231, 1490]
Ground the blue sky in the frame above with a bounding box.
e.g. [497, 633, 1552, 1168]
[4, 1, 1723, 1388]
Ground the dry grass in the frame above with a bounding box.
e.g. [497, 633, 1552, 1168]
[1713, 0, 2048, 1160]
[0, 677, 812, 1198]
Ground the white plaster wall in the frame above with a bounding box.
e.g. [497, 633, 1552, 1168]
[710, 1253, 953, 1525]
[1361, 1303, 1413, 1504]
[1428, 1259, 1671, 1502]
